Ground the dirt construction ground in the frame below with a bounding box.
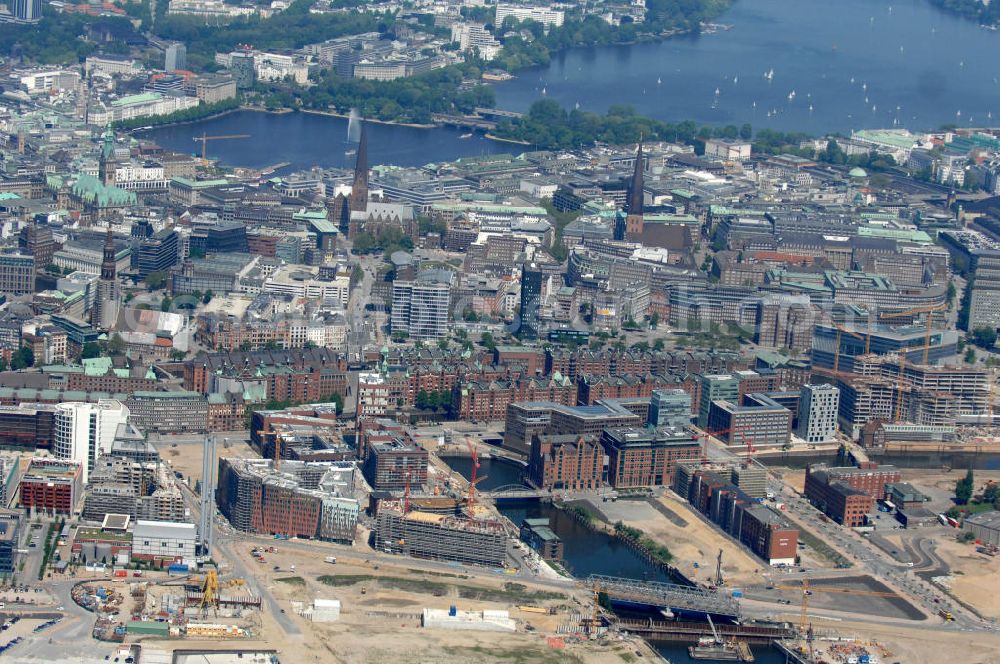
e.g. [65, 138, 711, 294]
[892, 468, 1000, 620]
[591, 493, 768, 587]
[810, 618, 1000, 664]
[156, 434, 259, 485]
[134, 539, 657, 664]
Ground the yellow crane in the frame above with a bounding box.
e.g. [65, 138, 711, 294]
[193, 133, 250, 161]
[257, 424, 286, 470]
[200, 570, 219, 610]
[589, 580, 606, 636]
[878, 304, 947, 364]
[831, 321, 870, 375]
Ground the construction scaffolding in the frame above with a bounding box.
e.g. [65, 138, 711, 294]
[373, 508, 509, 568]
[216, 458, 360, 543]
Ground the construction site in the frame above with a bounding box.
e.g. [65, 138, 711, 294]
[72, 569, 264, 643]
[215, 458, 360, 543]
[813, 311, 998, 439]
[373, 502, 510, 568]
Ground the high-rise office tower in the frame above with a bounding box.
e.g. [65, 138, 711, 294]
[165, 43, 187, 72]
[518, 262, 543, 340]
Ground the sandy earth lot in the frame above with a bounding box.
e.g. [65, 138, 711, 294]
[130, 541, 653, 664]
[592, 493, 769, 587]
[158, 435, 259, 485]
[932, 537, 1000, 620]
[810, 618, 1000, 664]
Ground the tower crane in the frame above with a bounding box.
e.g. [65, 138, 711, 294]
[693, 426, 759, 462]
[878, 304, 946, 365]
[464, 439, 488, 511]
[200, 569, 219, 611]
[589, 578, 608, 636]
[403, 468, 412, 514]
[693, 426, 733, 463]
[776, 579, 905, 634]
[878, 304, 947, 421]
[830, 322, 870, 375]
[256, 424, 285, 470]
[193, 133, 250, 161]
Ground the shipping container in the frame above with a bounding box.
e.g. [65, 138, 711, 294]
[126, 621, 170, 636]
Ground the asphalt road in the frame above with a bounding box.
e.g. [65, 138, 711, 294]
[2, 579, 118, 661]
[769, 479, 994, 632]
[174, 476, 302, 637]
[214, 534, 302, 637]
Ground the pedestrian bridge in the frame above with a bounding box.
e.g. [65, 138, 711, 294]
[480, 484, 549, 499]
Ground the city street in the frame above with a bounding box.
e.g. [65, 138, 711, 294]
[768, 478, 991, 631]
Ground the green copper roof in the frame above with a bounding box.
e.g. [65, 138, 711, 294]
[72, 174, 136, 207]
[111, 92, 162, 107]
[83, 357, 114, 376]
[293, 209, 329, 221]
[857, 226, 933, 244]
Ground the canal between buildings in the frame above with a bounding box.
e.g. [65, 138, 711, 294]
[441, 456, 673, 581]
[440, 456, 789, 661]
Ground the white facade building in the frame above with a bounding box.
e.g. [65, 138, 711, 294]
[391, 270, 453, 339]
[704, 139, 752, 162]
[84, 56, 144, 77]
[18, 70, 81, 94]
[132, 520, 197, 562]
[357, 372, 391, 420]
[53, 401, 130, 482]
[88, 92, 200, 125]
[450, 23, 502, 60]
[797, 384, 840, 443]
[495, 3, 565, 27]
[168, 0, 261, 17]
[262, 269, 350, 307]
[114, 163, 169, 191]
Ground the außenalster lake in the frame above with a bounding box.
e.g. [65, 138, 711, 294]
[143, 0, 999, 170]
[494, 0, 999, 134]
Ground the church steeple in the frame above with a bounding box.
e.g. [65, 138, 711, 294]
[101, 225, 116, 281]
[627, 140, 644, 216]
[98, 124, 116, 187]
[624, 139, 645, 241]
[94, 224, 121, 330]
[349, 121, 369, 214]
